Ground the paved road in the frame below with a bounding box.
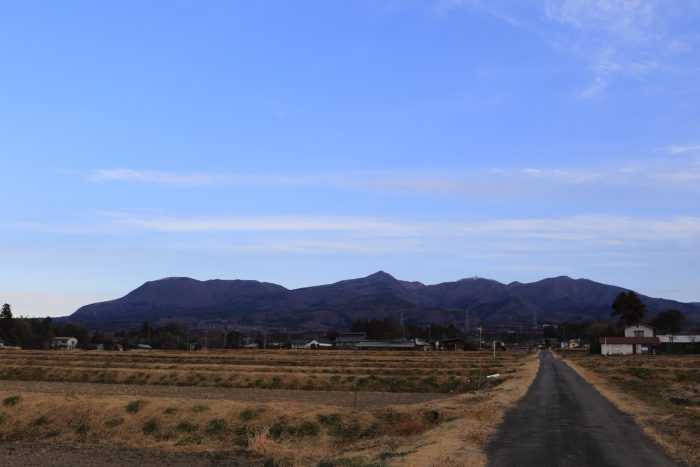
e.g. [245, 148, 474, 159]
[487, 351, 677, 467]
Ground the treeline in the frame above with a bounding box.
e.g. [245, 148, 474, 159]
[0, 304, 89, 348]
[348, 317, 463, 341]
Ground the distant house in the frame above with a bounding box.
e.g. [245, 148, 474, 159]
[305, 338, 334, 350]
[434, 338, 465, 351]
[657, 334, 700, 344]
[355, 339, 430, 351]
[335, 333, 367, 349]
[290, 339, 308, 349]
[0, 338, 21, 350]
[599, 325, 658, 355]
[53, 337, 78, 349]
[625, 324, 655, 338]
[561, 339, 587, 350]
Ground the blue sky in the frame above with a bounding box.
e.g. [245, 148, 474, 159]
[2, 0, 700, 317]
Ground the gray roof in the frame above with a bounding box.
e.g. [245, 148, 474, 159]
[354, 340, 419, 349]
[336, 336, 366, 343]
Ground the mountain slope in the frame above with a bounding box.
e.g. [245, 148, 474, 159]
[66, 273, 700, 331]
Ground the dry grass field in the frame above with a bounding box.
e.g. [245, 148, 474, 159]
[561, 350, 700, 466]
[0, 349, 540, 466]
[0, 349, 520, 393]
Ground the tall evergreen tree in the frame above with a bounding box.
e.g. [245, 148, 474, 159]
[611, 291, 646, 326]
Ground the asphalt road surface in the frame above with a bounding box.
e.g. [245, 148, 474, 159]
[487, 350, 677, 467]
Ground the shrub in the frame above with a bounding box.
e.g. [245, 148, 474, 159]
[191, 404, 209, 413]
[205, 418, 227, 436]
[163, 407, 178, 415]
[268, 419, 295, 439]
[33, 415, 49, 426]
[239, 409, 257, 421]
[177, 420, 198, 433]
[3, 395, 20, 407]
[125, 400, 146, 414]
[75, 422, 89, 435]
[142, 418, 159, 435]
[317, 413, 341, 427]
[297, 420, 321, 437]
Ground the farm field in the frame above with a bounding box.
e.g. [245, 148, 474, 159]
[0, 349, 521, 393]
[0, 349, 539, 466]
[561, 351, 700, 466]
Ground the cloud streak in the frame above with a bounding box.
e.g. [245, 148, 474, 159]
[108, 213, 700, 248]
[443, 0, 698, 98]
[87, 154, 700, 201]
[89, 169, 310, 188]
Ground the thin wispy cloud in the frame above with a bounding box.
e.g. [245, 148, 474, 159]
[442, 0, 698, 98]
[87, 155, 700, 200]
[106, 212, 700, 246]
[119, 215, 407, 235]
[89, 169, 310, 188]
[661, 143, 700, 155]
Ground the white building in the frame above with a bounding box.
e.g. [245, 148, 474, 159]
[658, 335, 700, 344]
[53, 336, 78, 349]
[624, 324, 654, 337]
[601, 324, 700, 355]
[600, 325, 659, 355]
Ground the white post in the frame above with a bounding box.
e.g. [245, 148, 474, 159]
[493, 340, 496, 359]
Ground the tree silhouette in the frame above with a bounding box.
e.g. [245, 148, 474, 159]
[0, 303, 12, 321]
[611, 291, 646, 326]
[651, 309, 684, 334]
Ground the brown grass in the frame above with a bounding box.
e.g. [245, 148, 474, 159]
[0, 349, 540, 465]
[559, 351, 700, 467]
[0, 349, 526, 394]
[385, 351, 541, 467]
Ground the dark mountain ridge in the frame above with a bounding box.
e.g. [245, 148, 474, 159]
[66, 272, 700, 332]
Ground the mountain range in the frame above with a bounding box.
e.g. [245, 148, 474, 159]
[65, 272, 700, 332]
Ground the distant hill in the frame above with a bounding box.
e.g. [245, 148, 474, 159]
[66, 272, 700, 332]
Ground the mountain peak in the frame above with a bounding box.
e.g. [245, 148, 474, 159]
[366, 271, 396, 281]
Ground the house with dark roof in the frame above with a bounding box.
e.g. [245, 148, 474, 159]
[599, 325, 658, 355]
